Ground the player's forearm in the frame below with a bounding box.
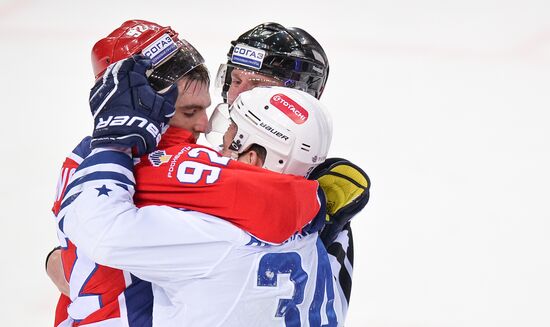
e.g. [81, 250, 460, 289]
[65, 184, 150, 269]
[60, 147, 137, 264]
[66, 187, 239, 284]
[61, 147, 235, 282]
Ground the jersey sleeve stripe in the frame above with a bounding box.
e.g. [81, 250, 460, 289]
[64, 149, 135, 197]
[58, 192, 83, 216]
[76, 149, 134, 172]
[70, 136, 92, 163]
[64, 171, 135, 199]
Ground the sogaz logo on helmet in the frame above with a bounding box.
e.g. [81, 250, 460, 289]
[231, 44, 265, 70]
[270, 94, 309, 125]
[142, 33, 179, 67]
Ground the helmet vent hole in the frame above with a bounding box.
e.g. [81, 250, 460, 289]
[278, 160, 284, 164]
[264, 105, 269, 110]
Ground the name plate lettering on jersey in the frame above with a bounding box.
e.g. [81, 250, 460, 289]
[231, 44, 265, 69]
[270, 94, 309, 124]
[142, 33, 179, 67]
[167, 146, 192, 178]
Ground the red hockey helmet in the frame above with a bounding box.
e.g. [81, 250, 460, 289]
[91, 20, 204, 91]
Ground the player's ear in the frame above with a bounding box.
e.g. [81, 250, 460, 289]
[239, 150, 263, 168]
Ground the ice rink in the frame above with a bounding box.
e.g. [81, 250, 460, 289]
[1, 0, 549, 325]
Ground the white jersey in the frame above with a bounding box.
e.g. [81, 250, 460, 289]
[60, 148, 345, 326]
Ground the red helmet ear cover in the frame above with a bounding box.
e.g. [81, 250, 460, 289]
[91, 20, 178, 80]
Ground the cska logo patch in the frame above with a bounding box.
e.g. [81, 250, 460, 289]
[270, 94, 309, 124]
[148, 150, 172, 167]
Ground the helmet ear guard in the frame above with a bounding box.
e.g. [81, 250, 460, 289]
[206, 102, 232, 150]
[211, 86, 332, 177]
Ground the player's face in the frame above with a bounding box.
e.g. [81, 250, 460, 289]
[226, 68, 284, 105]
[169, 78, 211, 141]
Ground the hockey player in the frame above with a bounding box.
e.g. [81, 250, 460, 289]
[60, 56, 349, 325]
[47, 20, 212, 326]
[47, 20, 349, 327]
[215, 22, 329, 104]
[214, 22, 368, 313]
[48, 20, 368, 326]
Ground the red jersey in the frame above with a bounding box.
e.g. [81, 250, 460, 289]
[52, 127, 321, 326]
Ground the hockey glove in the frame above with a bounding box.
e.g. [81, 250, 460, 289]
[308, 158, 370, 246]
[300, 188, 328, 235]
[89, 55, 178, 156]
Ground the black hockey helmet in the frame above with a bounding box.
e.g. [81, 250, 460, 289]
[217, 22, 329, 100]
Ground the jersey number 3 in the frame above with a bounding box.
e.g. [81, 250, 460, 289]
[257, 247, 338, 326]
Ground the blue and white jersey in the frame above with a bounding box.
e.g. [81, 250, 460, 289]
[53, 138, 154, 327]
[60, 148, 345, 327]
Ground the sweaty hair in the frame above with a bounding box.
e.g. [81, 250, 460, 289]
[180, 64, 210, 93]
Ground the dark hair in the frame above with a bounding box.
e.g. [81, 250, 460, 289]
[180, 64, 210, 92]
[246, 144, 267, 163]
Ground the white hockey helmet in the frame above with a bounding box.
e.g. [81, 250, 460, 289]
[208, 86, 332, 177]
